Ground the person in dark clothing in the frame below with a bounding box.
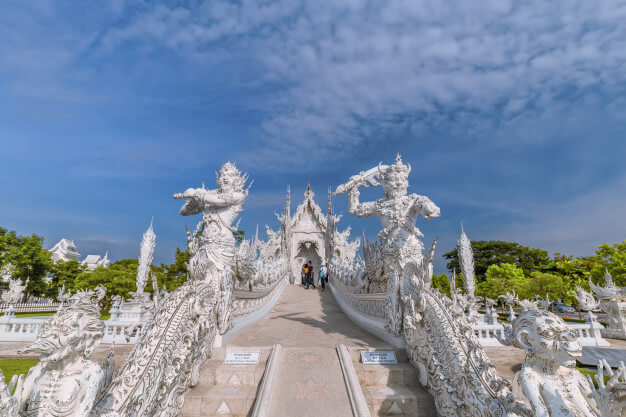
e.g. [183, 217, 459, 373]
[319, 263, 328, 290]
[306, 260, 316, 289]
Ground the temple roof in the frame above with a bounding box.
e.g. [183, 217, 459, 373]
[50, 238, 80, 261]
[290, 183, 327, 232]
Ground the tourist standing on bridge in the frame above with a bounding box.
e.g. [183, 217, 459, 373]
[306, 260, 316, 289]
[319, 264, 328, 291]
[301, 262, 308, 286]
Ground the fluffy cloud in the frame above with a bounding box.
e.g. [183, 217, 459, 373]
[93, 0, 626, 165]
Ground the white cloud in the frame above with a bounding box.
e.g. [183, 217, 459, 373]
[90, 0, 626, 166]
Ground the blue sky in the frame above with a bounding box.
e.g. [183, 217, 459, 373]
[1, 1, 625, 272]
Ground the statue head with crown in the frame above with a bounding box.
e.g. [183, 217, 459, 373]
[379, 154, 411, 199]
[216, 162, 249, 194]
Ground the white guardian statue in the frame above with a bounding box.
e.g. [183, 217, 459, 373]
[174, 162, 251, 283]
[334, 154, 440, 284]
[0, 290, 112, 417]
[501, 310, 626, 417]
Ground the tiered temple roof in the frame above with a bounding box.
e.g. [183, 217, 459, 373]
[49, 239, 80, 262]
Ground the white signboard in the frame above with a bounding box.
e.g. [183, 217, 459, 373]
[361, 351, 397, 365]
[225, 351, 260, 365]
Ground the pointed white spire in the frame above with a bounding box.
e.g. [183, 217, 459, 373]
[136, 219, 157, 293]
[458, 223, 475, 297]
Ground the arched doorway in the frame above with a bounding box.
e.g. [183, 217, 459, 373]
[294, 241, 322, 285]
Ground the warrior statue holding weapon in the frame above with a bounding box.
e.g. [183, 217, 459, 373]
[333, 154, 440, 285]
[174, 162, 251, 288]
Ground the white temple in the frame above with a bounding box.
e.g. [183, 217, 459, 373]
[49, 239, 80, 262]
[278, 183, 339, 282]
[81, 252, 110, 271]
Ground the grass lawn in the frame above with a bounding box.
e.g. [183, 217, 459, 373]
[0, 311, 111, 320]
[0, 311, 56, 318]
[0, 359, 38, 383]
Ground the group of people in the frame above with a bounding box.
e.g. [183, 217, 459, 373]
[300, 260, 328, 290]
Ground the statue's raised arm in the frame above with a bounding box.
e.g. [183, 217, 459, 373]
[174, 163, 251, 216]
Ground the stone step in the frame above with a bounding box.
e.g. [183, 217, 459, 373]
[181, 346, 273, 417]
[215, 363, 265, 387]
[183, 384, 258, 417]
[362, 385, 436, 417]
[346, 346, 437, 417]
[353, 361, 420, 387]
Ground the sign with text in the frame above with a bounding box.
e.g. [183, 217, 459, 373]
[225, 351, 260, 365]
[361, 351, 398, 365]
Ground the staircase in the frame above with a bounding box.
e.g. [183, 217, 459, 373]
[181, 286, 438, 417]
[347, 347, 436, 417]
[182, 346, 273, 417]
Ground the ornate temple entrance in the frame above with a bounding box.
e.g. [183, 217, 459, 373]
[294, 241, 322, 283]
[278, 183, 332, 284]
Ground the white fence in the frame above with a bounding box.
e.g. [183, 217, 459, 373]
[472, 320, 609, 347]
[0, 302, 61, 313]
[0, 314, 138, 344]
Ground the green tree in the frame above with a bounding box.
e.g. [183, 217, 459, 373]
[589, 241, 626, 286]
[74, 259, 139, 309]
[443, 241, 552, 283]
[0, 228, 54, 297]
[431, 273, 450, 296]
[481, 263, 527, 299]
[160, 247, 190, 292]
[521, 271, 572, 303]
[50, 260, 85, 295]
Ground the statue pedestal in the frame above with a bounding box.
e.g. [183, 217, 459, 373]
[600, 300, 626, 340]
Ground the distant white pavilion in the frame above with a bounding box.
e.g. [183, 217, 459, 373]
[81, 252, 110, 271]
[49, 239, 80, 262]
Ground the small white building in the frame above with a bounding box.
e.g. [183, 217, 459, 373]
[49, 239, 80, 262]
[81, 252, 110, 271]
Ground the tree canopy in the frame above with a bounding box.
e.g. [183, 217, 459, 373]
[443, 240, 552, 282]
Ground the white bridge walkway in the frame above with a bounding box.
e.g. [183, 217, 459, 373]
[232, 285, 389, 417]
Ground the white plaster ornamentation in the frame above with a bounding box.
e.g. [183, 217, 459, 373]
[501, 310, 626, 417]
[334, 155, 531, 417]
[0, 289, 113, 417]
[590, 270, 626, 340]
[334, 154, 440, 290]
[135, 219, 156, 294]
[1, 277, 28, 305]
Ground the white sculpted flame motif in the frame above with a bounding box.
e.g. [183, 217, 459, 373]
[0, 290, 111, 417]
[502, 310, 626, 417]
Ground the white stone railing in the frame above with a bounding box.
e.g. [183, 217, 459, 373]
[328, 277, 404, 348]
[0, 314, 138, 344]
[0, 302, 61, 313]
[330, 274, 388, 320]
[471, 320, 609, 347]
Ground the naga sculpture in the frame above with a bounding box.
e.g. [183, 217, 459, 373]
[501, 310, 626, 417]
[0, 289, 113, 417]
